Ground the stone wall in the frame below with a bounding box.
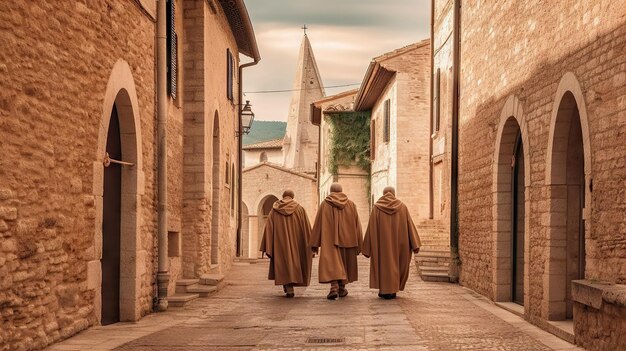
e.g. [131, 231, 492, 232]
[0, 1, 248, 349]
[442, 0, 626, 347]
[242, 164, 318, 258]
[0, 2, 157, 350]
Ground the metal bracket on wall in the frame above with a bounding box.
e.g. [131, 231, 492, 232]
[103, 152, 135, 168]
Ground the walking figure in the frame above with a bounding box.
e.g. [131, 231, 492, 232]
[311, 183, 363, 300]
[363, 187, 421, 299]
[259, 190, 313, 297]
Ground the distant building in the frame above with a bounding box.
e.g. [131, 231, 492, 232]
[311, 89, 370, 230]
[241, 34, 321, 258]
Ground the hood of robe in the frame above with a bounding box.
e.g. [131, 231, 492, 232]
[374, 192, 403, 215]
[273, 197, 299, 216]
[324, 192, 348, 209]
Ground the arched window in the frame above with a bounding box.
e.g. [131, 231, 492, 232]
[260, 152, 268, 162]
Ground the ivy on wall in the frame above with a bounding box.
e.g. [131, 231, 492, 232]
[326, 111, 371, 177]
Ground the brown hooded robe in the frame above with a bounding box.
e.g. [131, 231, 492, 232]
[362, 192, 421, 294]
[259, 198, 313, 286]
[311, 192, 363, 283]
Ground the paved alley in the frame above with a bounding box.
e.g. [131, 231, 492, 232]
[46, 258, 580, 351]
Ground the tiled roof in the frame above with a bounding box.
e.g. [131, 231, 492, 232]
[242, 138, 283, 150]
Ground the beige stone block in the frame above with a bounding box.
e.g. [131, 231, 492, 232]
[87, 260, 102, 290]
[92, 161, 104, 196]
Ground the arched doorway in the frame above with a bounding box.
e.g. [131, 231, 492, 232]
[95, 59, 143, 324]
[241, 202, 250, 257]
[257, 195, 279, 258]
[102, 103, 122, 325]
[511, 133, 525, 305]
[492, 96, 530, 307]
[545, 77, 590, 320]
[211, 112, 220, 266]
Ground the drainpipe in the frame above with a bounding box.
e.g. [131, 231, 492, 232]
[428, 0, 435, 220]
[237, 59, 259, 257]
[450, 0, 461, 254]
[156, 0, 169, 311]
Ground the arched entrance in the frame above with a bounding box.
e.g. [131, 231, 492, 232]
[545, 73, 591, 321]
[492, 96, 530, 307]
[94, 59, 144, 324]
[257, 195, 279, 257]
[102, 103, 122, 325]
[211, 112, 220, 266]
[241, 202, 250, 257]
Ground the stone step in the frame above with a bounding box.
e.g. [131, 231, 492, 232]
[416, 261, 450, 269]
[421, 245, 451, 251]
[186, 284, 218, 297]
[200, 274, 225, 286]
[175, 279, 200, 286]
[420, 266, 449, 273]
[168, 293, 199, 307]
[421, 272, 450, 283]
[417, 251, 450, 259]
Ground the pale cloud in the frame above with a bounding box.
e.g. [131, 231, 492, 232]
[242, 0, 430, 121]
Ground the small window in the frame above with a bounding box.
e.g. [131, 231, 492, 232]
[370, 119, 376, 160]
[225, 161, 230, 184]
[231, 164, 236, 212]
[167, 0, 178, 99]
[383, 99, 390, 143]
[168, 231, 181, 257]
[260, 152, 268, 162]
[434, 68, 441, 132]
[226, 49, 234, 101]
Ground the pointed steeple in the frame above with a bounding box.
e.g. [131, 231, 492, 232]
[282, 34, 325, 171]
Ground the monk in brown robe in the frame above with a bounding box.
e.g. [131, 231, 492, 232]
[362, 187, 421, 299]
[259, 190, 313, 298]
[311, 183, 363, 300]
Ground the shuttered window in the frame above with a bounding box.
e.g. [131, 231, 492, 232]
[371, 119, 376, 160]
[383, 99, 390, 143]
[226, 49, 234, 101]
[434, 68, 441, 132]
[167, 0, 177, 99]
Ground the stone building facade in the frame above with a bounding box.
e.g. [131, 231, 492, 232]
[311, 90, 370, 230]
[354, 41, 431, 220]
[240, 34, 322, 259]
[242, 139, 283, 168]
[432, 0, 626, 348]
[0, 1, 259, 350]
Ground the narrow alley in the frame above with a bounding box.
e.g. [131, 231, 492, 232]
[46, 258, 580, 351]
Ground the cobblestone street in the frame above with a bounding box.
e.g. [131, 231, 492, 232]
[46, 258, 580, 351]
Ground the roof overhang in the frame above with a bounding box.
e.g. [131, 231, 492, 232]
[310, 89, 359, 125]
[218, 0, 261, 61]
[353, 62, 395, 111]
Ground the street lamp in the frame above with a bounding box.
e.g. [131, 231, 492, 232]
[239, 100, 255, 136]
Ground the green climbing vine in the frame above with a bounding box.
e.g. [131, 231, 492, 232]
[327, 111, 371, 189]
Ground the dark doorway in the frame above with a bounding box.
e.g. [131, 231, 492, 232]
[565, 98, 585, 319]
[101, 104, 122, 325]
[512, 133, 525, 306]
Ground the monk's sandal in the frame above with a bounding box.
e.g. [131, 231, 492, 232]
[327, 291, 338, 300]
[338, 288, 348, 297]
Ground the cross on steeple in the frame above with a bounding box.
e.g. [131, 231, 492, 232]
[302, 24, 308, 35]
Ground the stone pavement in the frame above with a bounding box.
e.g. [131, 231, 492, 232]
[46, 258, 581, 351]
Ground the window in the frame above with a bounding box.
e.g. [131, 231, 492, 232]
[259, 152, 268, 162]
[383, 99, 390, 143]
[225, 161, 230, 185]
[226, 49, 234, 101]
[231, 164, 235, 212]
[434, 68, 441, 132]
[167, 0, 178, 99]
[370, 119, 376, 160]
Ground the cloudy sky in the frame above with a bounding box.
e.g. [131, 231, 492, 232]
[242, 0, 431, 121]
